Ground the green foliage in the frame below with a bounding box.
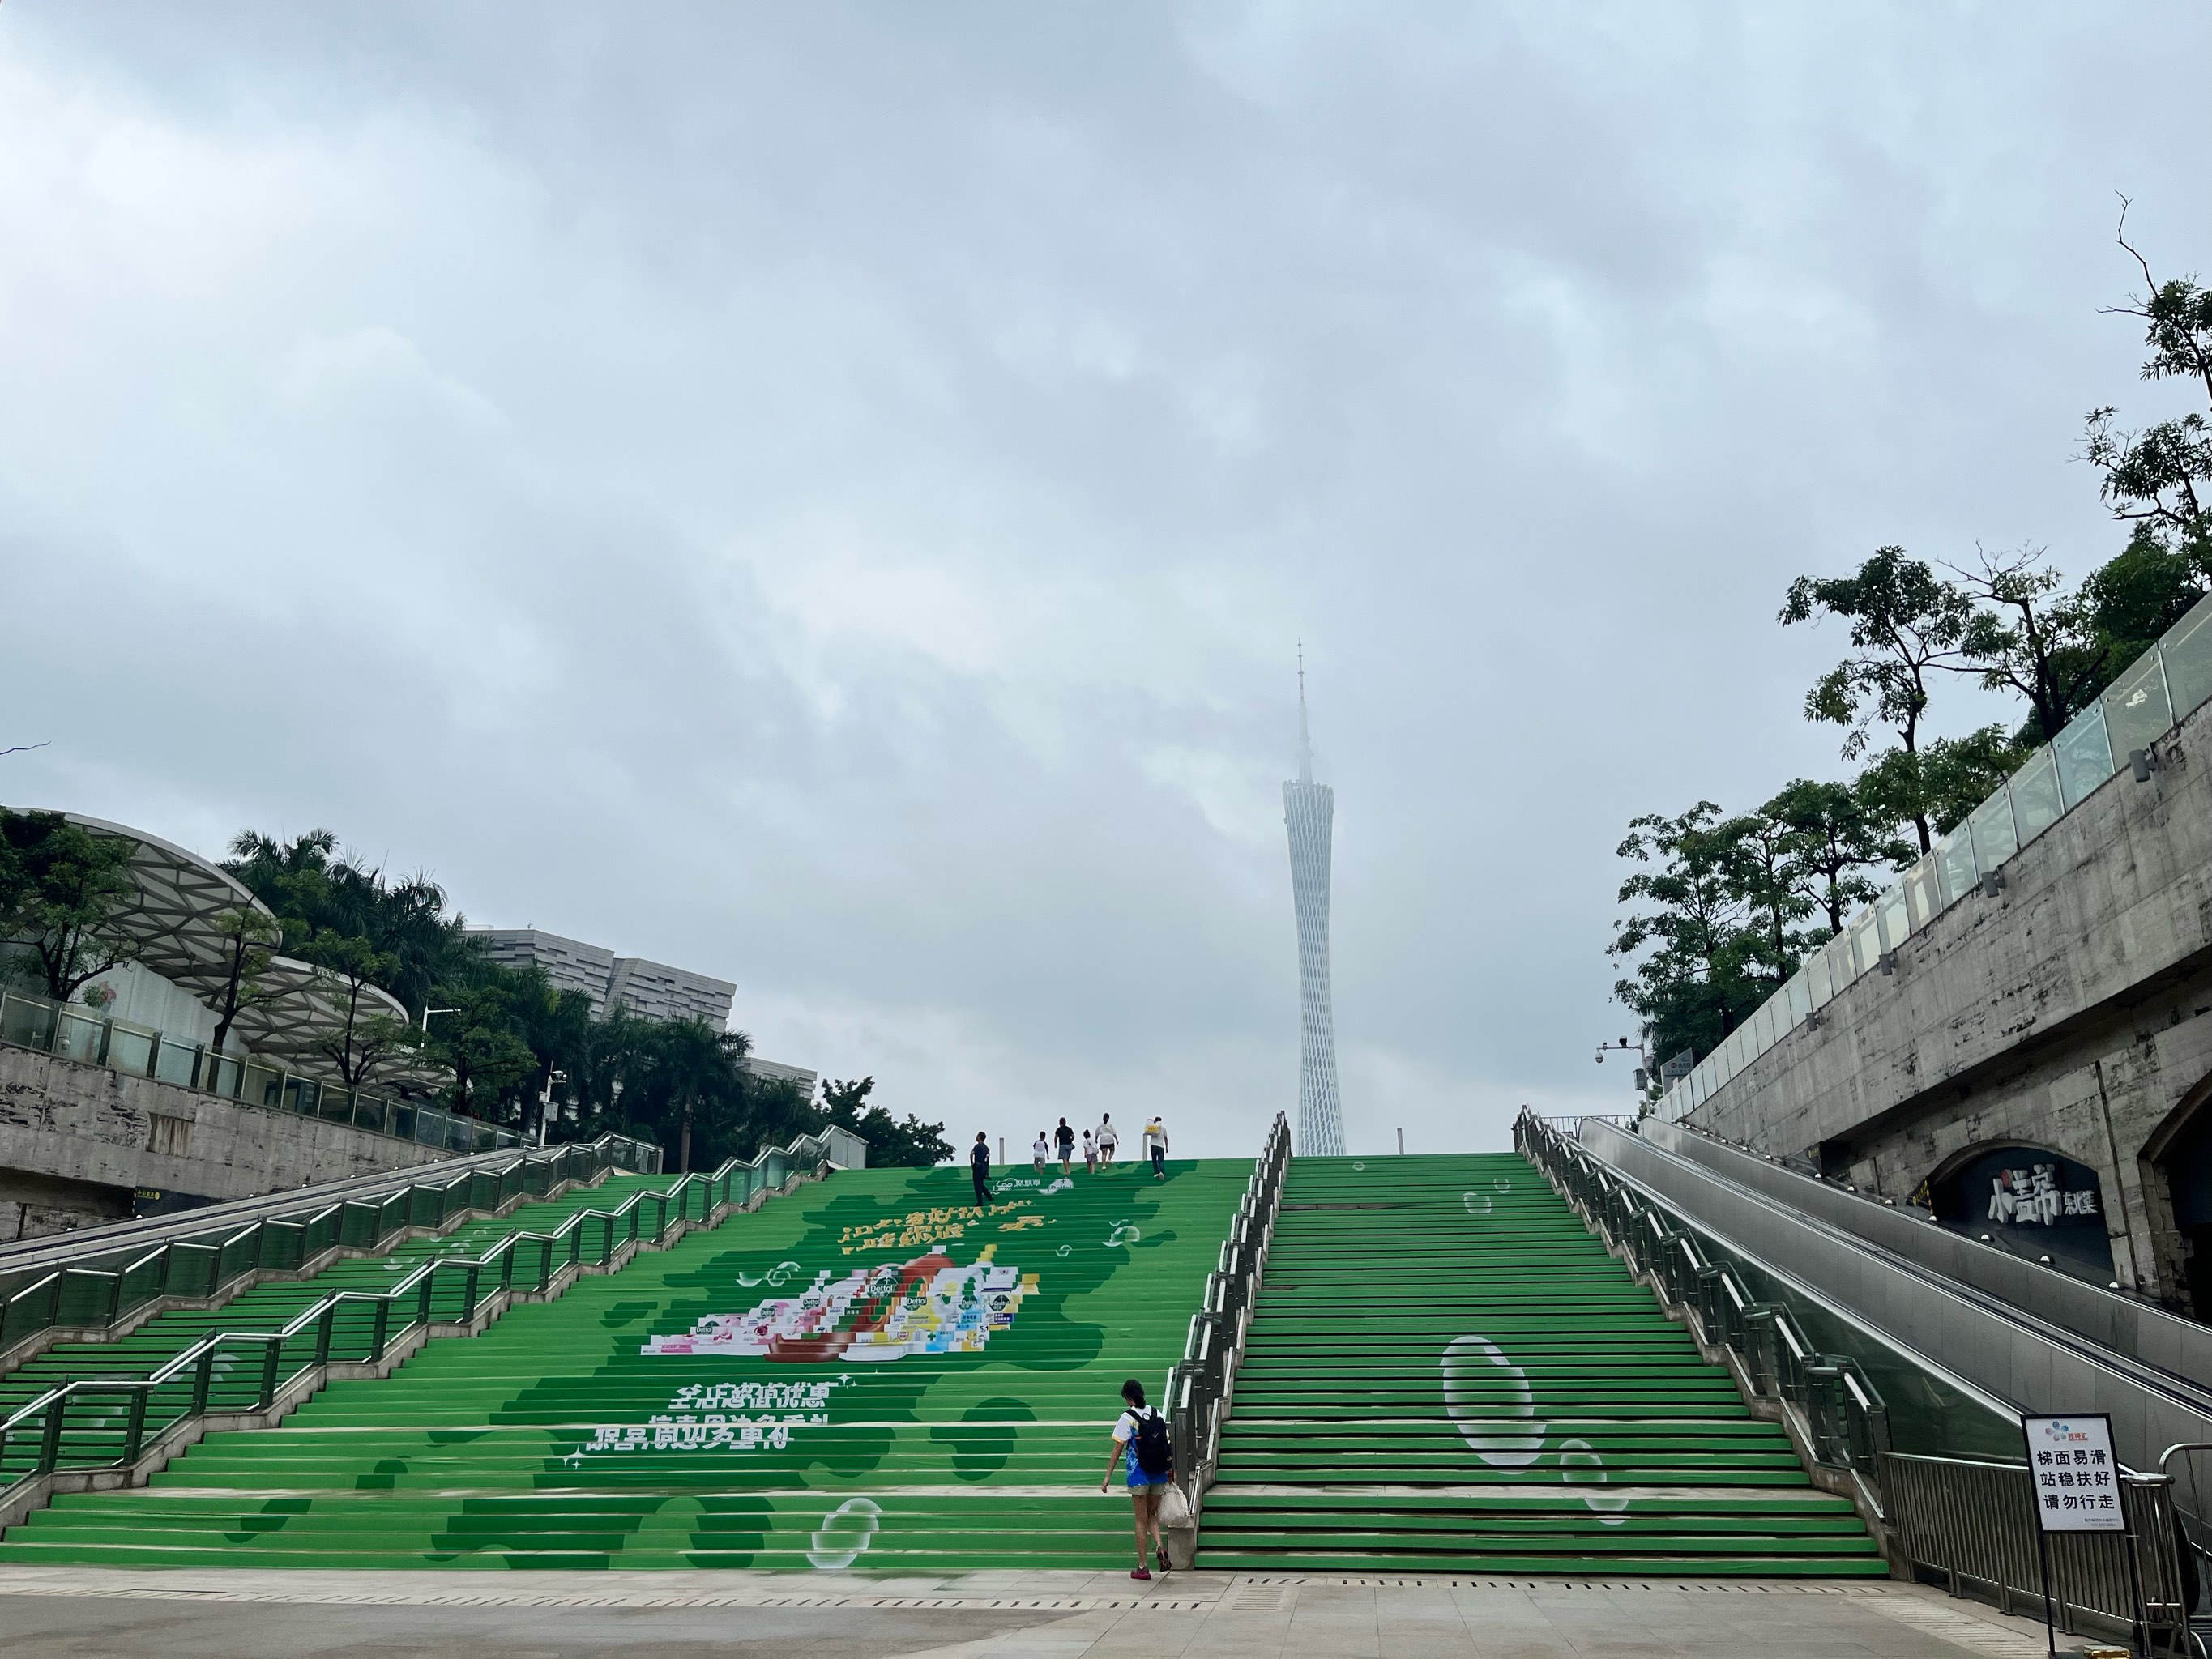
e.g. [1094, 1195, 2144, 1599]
[1780, 545, 1976, 850]
[2082, 214, 2212, 571]
[301, 928, 416, 1090]
[1613, 216, 2210, 1078]
[819, 1076, 954, 1167]
[206, 906, 283, 1059]
[0, 809, 139, 1002]
[1608, 804, 1768, 1070]
[1760, 778, 1912, 932]
[1852, 726, 2031, 842]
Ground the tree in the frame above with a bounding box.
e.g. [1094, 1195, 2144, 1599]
[1854, 725, 2026, 847]
[304, 930, 414, 1090]
[425, 979, 538, 1117]
[2083, 202, 2212, 575]
[1761, 778, 1911, 934]
[819, 1076, 953, 1168]
[0, 810, 139, 1003]
[1721, 808, 1817, 990]
[206, 906, 283, 1060]
[1947, 546, 2110, 744]
[1780, 548, 1978, 852]
[1608, 804, 1765, 1068]
[648, 1018, 745, 1174]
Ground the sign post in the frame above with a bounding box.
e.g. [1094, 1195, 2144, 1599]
[2021, 1414, 2130, 1657]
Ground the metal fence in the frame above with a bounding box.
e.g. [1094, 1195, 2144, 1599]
[0, 1136, 651, 1359]
[0, 983, 523, 1156]
[1884, 1450, 2192, 1653]
[0, 1129, 843, 1510]
[1167, 1111, 1290, 1506]
[1526, 1111, 2206, 1654]
[1518, 1111, 1894, 1511]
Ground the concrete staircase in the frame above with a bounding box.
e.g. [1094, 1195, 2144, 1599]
[0, 1158, 1248, 1570]
[1194, 1153, 1884, 1576]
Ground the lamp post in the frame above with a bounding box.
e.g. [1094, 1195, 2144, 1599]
[1593, 1029, 1655, 1097]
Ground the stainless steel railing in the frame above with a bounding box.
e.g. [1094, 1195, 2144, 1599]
[0, 1130, 844, 1514]
[1885, 1450, 2193, 1654]
[0, 1133, 656, 1363]
[1166, 1111, 1290, 1508]
[1518, 1110, 1896, 1511]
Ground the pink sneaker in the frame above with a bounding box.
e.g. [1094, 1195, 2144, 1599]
[1130, 1567, 1152, 1580]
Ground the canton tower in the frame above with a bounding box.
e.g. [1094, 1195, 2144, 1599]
[1283, 651, 1345, 1156]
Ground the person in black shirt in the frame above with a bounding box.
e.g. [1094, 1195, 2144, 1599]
[1055, 1117, 1076, 1174]
[970, 1132, 993, 1207]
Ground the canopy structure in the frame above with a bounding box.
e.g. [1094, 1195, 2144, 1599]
[56, 813, 446, 1093]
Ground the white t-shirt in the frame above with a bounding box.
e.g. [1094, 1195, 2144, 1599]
[1032, 1136, 1049, 1160]
[1112, 1405, 1158, 1447]
[1097, 1122, 1118, 1148]
[1142, 1123, 1167, 1152]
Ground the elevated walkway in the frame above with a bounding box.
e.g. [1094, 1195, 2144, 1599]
[0, 1156, 1250, 1570]
[1194, 1153, 1883, 1575]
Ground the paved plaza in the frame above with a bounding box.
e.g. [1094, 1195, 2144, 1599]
[0, 1567, 2065, 1657]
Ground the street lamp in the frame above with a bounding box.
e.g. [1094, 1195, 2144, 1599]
[1593, 1030, 1655, 1095]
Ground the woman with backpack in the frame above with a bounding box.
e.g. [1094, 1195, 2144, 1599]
[1100, 1377, 1172, 1578]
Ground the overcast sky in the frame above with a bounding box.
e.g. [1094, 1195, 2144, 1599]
[2, 3, 2206, 1158]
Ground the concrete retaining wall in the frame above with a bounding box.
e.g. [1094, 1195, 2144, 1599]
[0, 1046, 461, 1240]
[1686, 693, 2212, 1307]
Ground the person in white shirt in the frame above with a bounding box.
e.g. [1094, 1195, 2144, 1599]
[1142, 1118, 1168, 1181]
[1082, 1129, 1098, 1175]
[1099, 1376, 1172, 1578]
[1096, 1115, 1119, 1165]
[1032, 1132, 1049, 1173]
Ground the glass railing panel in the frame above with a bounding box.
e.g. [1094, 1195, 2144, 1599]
[1878, 884, 1910, 952]
[152, 1039, 199, 1088]
[1807, 943, 1834, 1007]
[1849, 907, 1881, 976]
[2161, 591, 2212, 718]
[1903, 853, 1941, 930]
[0, 992, 57, 1050]
[1753, 1000, 1777, 1056]
[1827, 927, 1860, 994]
[55, 1011, 105, 1064]
[2009, 746, 2064, 845]
[284, 1076, 319, 1117]
[2053, 702, 2114, 807]
[1785, 970, 1811, 1026]
[107, 1025, 156, 1075]
[1936, 822, 1978, 907]
[2103, 649, 2176, 760]
[242, 1061, 284, 1108]
[1968, 787, 2018, 871]
[207, 1052, 242, 1097]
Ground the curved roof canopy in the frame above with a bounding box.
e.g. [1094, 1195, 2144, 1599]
[50, 814, 445, 1091]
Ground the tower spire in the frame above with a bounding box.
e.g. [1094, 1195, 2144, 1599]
[1296, 642, 1313, 784]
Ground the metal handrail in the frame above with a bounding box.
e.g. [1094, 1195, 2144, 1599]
[0, 1131, 842, 1505]
[0, 1134, 664, 1358]
[1515, 1109, 1892, 1508]
[1167, 1111, 1289, 1510]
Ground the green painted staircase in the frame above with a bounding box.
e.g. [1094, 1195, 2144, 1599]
[0, 1158, 1249, 1571]
[0, 1171, 679, 1482]
[1194, 1152, 1885, 1576]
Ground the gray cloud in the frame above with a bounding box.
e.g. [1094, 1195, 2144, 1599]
[2, 2, 2206, 1154]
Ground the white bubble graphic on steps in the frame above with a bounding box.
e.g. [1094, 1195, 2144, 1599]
[1462, 1192, 1492, 1215]
[1440, 1336, 1546, 1465]
[808, 1496, 882, 1568]
[1559, 1437, 1630, 1524]
[1493, 1177, 1512, 1192]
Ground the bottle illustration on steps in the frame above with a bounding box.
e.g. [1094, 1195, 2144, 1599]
[640, 1244, 1035, 1362]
